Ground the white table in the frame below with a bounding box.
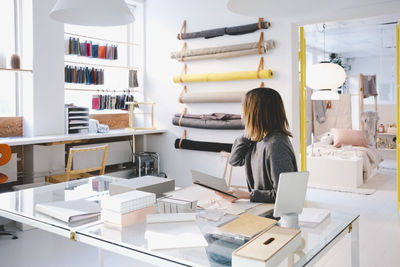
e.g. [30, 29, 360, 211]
[0, 176, 360, 266]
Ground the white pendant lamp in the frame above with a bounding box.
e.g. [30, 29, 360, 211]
[307, 24, 346, 100]
[307, 62, 346, 90]
[49, 0, 134, 26]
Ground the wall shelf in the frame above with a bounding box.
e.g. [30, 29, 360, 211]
[64, 60, 139, 70]
[378, 148, 396, 152]
[377, 132, 396, 136]
[0, 67, 33, 73]
[64, 32, 139, 46]
[65, 87, 139, 93]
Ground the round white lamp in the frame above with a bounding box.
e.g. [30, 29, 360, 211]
[49, 0, 134, 26]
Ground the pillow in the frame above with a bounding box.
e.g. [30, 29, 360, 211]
[320, 134, 333, 145]
[331, 128, 368, 148]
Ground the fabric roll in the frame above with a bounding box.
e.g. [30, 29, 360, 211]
[177, 21, 271, 40]
[179, 91, 246, 103]
[175, 113, 242, 120]
[172, 117, 244, 129]
[174, 139, 232, 153]
[173, 69, 272, 83]
[170, 40, 275, 61]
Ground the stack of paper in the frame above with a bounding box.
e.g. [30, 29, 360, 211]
[101, 190, 156, 227]
[299, 208, 330, 228]
[157, 197, 197, 213]
[145, 213, 208, 250]
[35, 199, 101, 225]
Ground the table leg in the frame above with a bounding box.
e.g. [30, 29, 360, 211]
[98, 248, 104, 267]
[350, 218, 360, 267]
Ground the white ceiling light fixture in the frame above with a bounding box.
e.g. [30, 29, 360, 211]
[307, 24, 346, 100]
[49, 0, 134, 26]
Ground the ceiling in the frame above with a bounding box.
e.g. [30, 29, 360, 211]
[227, 0, 400, 24]
[304, 15, 397, 58]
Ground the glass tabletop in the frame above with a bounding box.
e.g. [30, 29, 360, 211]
[0, 176, 124, 231]
[0, 177, 358, 267]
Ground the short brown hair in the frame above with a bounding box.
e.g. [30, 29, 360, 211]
[242, 88, 292, 142]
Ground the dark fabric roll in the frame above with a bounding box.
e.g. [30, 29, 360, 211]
[174, 139, 232, 153]
[177, 21, 270, 40]
[172, 117, 244, 129]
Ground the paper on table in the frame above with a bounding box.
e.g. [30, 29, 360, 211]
[164, 184, 218, 208]
[299, 208, 330, 227]
[225, 200, 261, 215]
[145, 213, 208, 250]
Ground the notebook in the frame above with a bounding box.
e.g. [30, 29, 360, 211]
[35, 199, 100, 224]
[219, 213, 276, 239]
[191, 170, 237, 199]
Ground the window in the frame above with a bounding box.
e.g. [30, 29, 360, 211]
[0, 0, 17, 116]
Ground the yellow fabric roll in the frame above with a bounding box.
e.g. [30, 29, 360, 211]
[173, 69, 273, 83]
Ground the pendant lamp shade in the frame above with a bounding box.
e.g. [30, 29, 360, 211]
[307, 62, 346, 90]
[311, 90, 339, 101]
[49, 0, 134, 26]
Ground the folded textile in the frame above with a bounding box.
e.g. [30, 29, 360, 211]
[174, 139, 232, 153]
[170, 40, 275, 61]
[177, 21, 271, 40]
[172, 117, 244, 129]
[362, 75, 377, 98]
[174, 113, 242, 121]
[173, 69, 273, 83]
[314, 101, 327, 123]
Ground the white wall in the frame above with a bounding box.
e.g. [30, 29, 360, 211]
[144, 0, 299, 187]
[27, 0, 65, 136]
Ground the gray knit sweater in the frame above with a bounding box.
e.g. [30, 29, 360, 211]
[229, 131, 298, 203]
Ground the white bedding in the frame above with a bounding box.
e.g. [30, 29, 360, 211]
[307, 143, 383, 181]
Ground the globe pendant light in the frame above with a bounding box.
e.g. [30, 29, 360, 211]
[49, 0, 134, 26]
[307, 24, 346, 100]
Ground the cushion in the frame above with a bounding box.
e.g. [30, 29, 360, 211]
[331, 128, 368, 148]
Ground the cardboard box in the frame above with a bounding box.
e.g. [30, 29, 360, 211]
[109, 176, 175, 197]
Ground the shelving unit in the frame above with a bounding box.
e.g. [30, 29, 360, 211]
[0, 67, 33, 73]
[64, 32, 139, 46]
[65, 106, 89, 134]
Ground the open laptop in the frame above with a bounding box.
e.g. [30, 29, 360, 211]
[191, 170, 238, 199]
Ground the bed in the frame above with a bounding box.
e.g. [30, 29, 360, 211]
[307, 142, 383, 189]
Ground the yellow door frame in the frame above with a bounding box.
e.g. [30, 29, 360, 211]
[299, 27, 307, 171]
[396, 22, 400, 211]
[299, 23, 400, 210]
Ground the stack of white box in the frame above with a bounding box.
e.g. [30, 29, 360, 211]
[101, 190, 156, 227]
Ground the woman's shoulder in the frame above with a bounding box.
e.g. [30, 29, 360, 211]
[261, 132, 292, 152]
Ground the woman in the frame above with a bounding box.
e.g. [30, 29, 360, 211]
[228, 87, 297, 203]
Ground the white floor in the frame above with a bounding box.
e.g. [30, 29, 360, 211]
[0, 166, 398, 267]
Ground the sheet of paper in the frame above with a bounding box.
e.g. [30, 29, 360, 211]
[224, 200, 261, 215]
[145, 221, 208, 250]
[164, 184, 217, 208]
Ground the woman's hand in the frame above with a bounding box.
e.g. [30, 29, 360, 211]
[215, 189, 251, 203]
[230, 189, 251, 200]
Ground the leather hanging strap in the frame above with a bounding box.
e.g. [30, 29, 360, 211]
[179, 20, 187, 40]
[178, 86, 187, 103]
[179, 42, 187, 62]
[258, 32, 264, 54]
[258, 18, 263, 29]
[257, 57, 264, 79]
[178, 107, 187, 126]
[260, 82, 265, 87]
[179, 130, 187, 149]
[179, 64, 187, 83]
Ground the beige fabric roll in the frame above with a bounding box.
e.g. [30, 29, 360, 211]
[171, 40, 275, 61]
[179, 91, 247, 103]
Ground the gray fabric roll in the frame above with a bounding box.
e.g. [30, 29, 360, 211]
[363, 75, 377, 98]
[171, 41, 275, 61]
[172, 117, 244, 129]
[177, 21, 271, 40]
[172, 113, 244, 129]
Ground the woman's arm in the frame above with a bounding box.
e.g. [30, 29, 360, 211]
[250, 144, 297, 203]
[229, 136, 253, 166]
